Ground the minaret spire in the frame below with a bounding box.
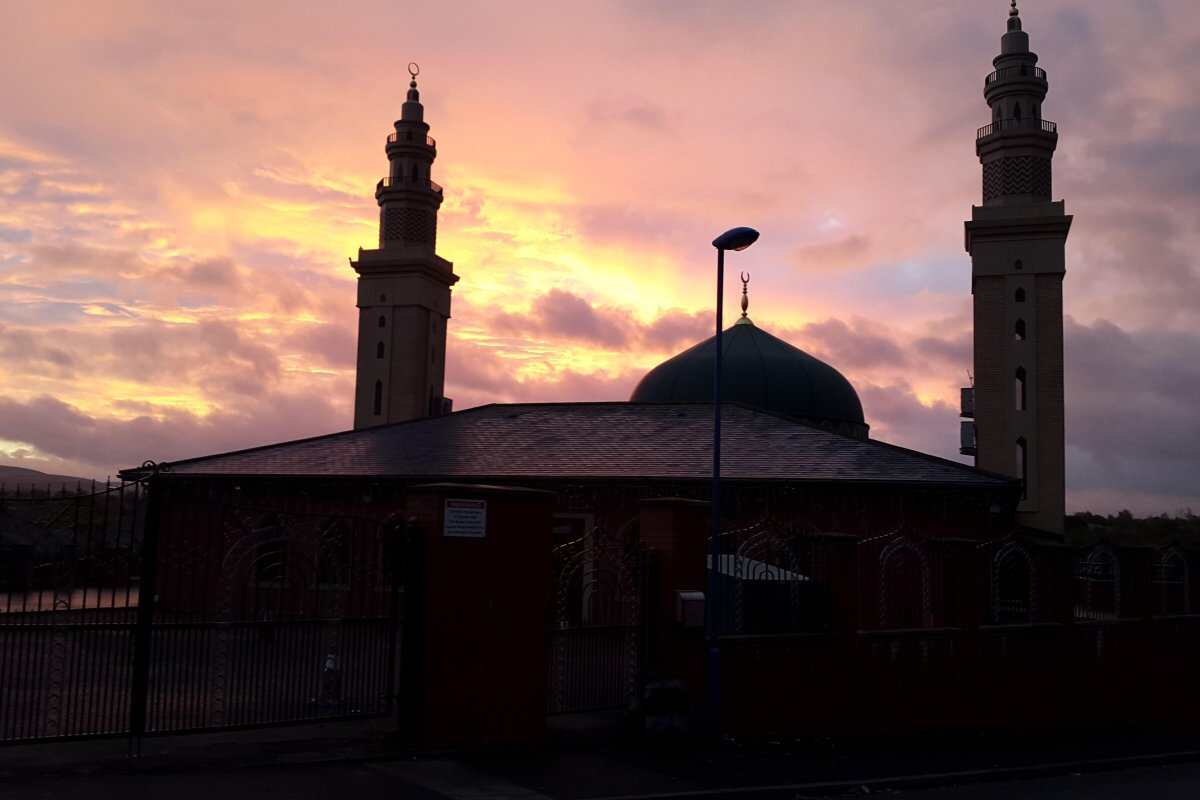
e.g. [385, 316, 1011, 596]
[350, 64, 459, 429]
[402, 62, 423, 121]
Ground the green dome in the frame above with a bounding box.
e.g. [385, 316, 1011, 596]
[629, 319, 868, 439]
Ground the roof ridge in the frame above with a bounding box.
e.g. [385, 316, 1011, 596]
[125, 400, 1010, 487]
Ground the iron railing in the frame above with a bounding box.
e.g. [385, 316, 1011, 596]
[376, 176, 443, 194]
[976, 117, 1057, 140]
[386, 131, 436, 147]
[984, 65, 1047, 87]
[0, 479, 405, 746]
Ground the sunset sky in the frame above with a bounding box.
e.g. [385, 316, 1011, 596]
[1, 1, 1197, 514]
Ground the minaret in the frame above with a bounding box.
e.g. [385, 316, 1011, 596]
[352, 64, 458, 429]
[962, 2, 1072, 534]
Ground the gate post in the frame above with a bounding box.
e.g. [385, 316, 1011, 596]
[403, 483, 555, 749]
[128, 472, 164, 754]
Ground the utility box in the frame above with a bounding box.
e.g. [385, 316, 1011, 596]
[960, 420, 977, 456]
[676, 591, 705, 629]
[960, 387, 975, 418]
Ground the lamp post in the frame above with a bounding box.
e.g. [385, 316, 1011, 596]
[707, 225, 759, 734]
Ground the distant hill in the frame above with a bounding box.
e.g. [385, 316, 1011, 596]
[0, 464, 95, 492]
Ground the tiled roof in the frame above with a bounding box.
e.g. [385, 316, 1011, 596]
[135, 402, 1012, 488]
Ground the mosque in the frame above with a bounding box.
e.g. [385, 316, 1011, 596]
[125, 5, 1199, 740]
[162, 0, 1067, 537]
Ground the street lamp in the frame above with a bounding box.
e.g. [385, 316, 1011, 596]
[707, 225, 758, 733]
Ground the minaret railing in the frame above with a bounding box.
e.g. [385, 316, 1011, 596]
[386, 131, 436, 147]
[376, 176, 444, 194]
[976, 117, 1057, 140]
[984, 65, 1047, 87]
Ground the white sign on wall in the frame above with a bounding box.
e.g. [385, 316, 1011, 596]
[444, 498, 487, 538]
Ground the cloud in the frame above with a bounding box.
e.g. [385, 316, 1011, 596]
[286, 322, 356, 368]
[792, 318, 911, 371]
[487, 289, 708, 352]
[180, 257, 241, 289]
[791, 234, 872, 271]
[913, 329, 972, 368]
[0, 392, 347, 474]
[857, 381, 959, 462]
[643, 308, 710, 350]
[1064, 317, 1200, 499]
[0, 323, 76, 376]
[588, 100, 670, 132]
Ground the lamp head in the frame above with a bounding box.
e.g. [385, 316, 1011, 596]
[712, 226, 760, 252]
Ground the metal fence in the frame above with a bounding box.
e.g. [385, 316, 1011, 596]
[546, 523, 644, 715]
[0, 476, 404, 746]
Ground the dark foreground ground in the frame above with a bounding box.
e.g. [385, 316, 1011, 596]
[6, 757, 1200, 800]
[6, 718, 1200, 800]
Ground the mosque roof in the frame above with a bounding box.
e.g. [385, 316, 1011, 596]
[128, 402, 1011, 489]
[629, 320, 867, 436]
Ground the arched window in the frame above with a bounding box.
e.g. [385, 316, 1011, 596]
[1016, 437, 1028, 499]
[409, 162, 418, 181]
[317, 518, 351, 587]
[373, 380, 383, 416]
[1015, 319, 1027, 341]
[1015, 259, 1024, 270]
[993, 543, 1034, 624]
[376, 342, 385, 359]
[1013, 102, 1022, 121]
[1076, 547, 1119, 620]
[1015, 287, 1026, 303]
[378, 315, 386, 328]
[879, 540, 931, 629]
[1154, 548, 1188, 615]
[1015, 367, 1027, 410]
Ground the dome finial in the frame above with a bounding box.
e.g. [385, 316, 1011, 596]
[1009, 0, 1019, 16]
[736, 271, 753, 325]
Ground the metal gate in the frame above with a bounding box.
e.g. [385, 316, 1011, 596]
[546, 523, 644, 715]
[0, 474, 404, 745]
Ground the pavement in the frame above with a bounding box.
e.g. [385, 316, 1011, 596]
[6, 717, 1200, 800]
[7, 753, 1200, 800]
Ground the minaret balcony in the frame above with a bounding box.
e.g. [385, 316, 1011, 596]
[984, 65, 1046, 88]
[387, 131, 436, 147]
[376, 176, 444, 197]
[976, 117, 1057, 141]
